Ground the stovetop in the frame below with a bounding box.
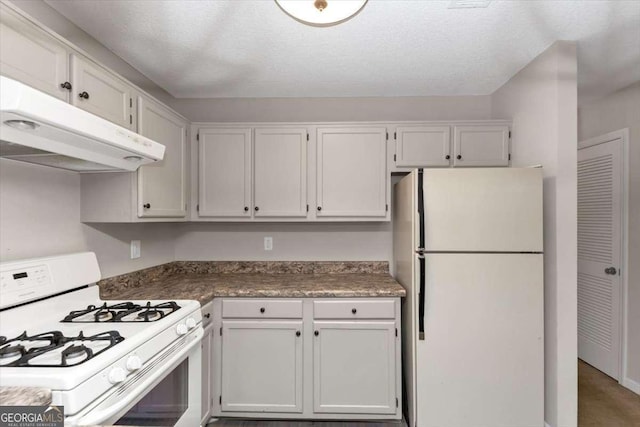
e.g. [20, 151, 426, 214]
[61, 301, 181, 323]
[0, 330, 124, 367]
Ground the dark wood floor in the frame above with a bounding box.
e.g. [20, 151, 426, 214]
[207, 419, 406, 427]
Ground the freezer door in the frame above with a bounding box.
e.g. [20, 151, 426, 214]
[415, 253, 544, 427]
[421, 168, 543, 252]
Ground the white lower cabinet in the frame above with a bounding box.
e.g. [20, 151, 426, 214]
[220, 320, 303, 413]
[210, 297, 402, 420]
[313, 321, 397, 414]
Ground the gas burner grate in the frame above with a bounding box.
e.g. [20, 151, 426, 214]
[61, 301, 180, 323]
[0, 330, 124, 367]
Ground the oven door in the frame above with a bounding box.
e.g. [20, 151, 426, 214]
[72, 328, 202, 427]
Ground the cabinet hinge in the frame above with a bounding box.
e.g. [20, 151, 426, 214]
[508, 131, 512, 138]
[393, 154, 396, 162]
[394, 132, 397, 139]
[219, 327, 222, 336]
[129, 98, 132, 108]
[197, 133, 200, 141]
[129, 114, 132, 125]
[219, 396, 222, 405]
[386, 132, 389, 140]
[307, 133, 309, 141]
[306, 204, 309, 212]
[395, 328, 398, 337]
[386, 204, 389, 212]
[396, 397, 399, 408]
[508, 153, 511, 161]
[197, 204, 200, 212]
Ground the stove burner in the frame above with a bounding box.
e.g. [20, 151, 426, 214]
[61, 301, 180, 323]
[0, 344, 25, 359]
[0, 330, 123, 367]
[137, 309, 163, 322]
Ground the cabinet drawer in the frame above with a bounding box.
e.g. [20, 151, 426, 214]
[313, 300, 395, 319]
[222, 299, 303, 319]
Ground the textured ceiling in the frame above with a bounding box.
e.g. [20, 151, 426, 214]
[44, 0, 640, 103]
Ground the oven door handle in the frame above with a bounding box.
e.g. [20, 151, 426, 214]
[74, 329, 202, 426]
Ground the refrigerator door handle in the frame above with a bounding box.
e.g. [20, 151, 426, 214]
[418, 254, 426, 341]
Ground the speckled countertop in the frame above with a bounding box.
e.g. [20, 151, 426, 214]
[98, 261, 406, 305]
[0, 386, 52, 406]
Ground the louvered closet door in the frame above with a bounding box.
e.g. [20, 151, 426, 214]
[578, 138, 622, 380]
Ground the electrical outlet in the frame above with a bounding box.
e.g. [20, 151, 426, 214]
[130, 240, 141, 259]
[264, 237, 273, 251]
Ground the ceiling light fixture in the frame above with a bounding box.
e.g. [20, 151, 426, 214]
[275, 0, 368, 27]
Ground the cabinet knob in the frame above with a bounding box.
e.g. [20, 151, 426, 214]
[244, 206, 249, 212]
[60, 81, 72, 90]
[143, 203, 151, 209]
[255, 206, 259, 211]
[352, 308, 357, 314]
[605, 267, 617, 275]
[456, 155, 462, 160]
[78, 91, 90, 99]
[317, 206, 322, 211]
[314, 331, 319, 336]
[296, 331, 301, 337]
[260, 307, 265, 313]
[204, 313, 211, 319]
[445, 155, 451, 160]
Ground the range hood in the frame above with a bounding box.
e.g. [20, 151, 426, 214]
[0, 76, 165, 172]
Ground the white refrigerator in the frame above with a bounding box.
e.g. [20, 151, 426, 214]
[393, 168, 544, 427]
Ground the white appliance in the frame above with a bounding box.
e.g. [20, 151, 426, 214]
[393, 168, 544, 427]
[0, 76, 165, 172]
[0, 252, 202, 426]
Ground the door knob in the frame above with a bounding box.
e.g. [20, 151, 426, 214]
[78, 91, 90, 99]
[605, 267, 617, 275]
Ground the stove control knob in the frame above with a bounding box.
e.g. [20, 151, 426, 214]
[176, 323, 188, 336]
[108, 367, 126, 384]
[126, 355, 142, 372]
[185, 317, 197, 330]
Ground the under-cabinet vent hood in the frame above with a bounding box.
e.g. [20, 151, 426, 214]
[0, 76, 165, 172]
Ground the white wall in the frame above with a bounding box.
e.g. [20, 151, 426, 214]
[578, 81, 640, 390]
[0, 160, 177, 278]
[491, 41, 578, 427]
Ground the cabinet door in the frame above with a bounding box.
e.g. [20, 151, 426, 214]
[201, 326, 212, 426]
[313, 321, 397, 414]
[395, 126, 451, 168]
[453, 125, 510, 167]
[0, 5, 69, 101]
[137, 97, 187, 218]
[198, 128, 252, 218]
[254, 128, 308, 218]
[71, 54, 132, 129]
[221, 320, 303, 413]
[316, 127, 387, 218]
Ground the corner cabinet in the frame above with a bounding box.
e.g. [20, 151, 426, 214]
[136, 96, 188, 218]
[80, 95, 189, 222]
[209, 297, 402, 421]
[316, 127, 388, 219]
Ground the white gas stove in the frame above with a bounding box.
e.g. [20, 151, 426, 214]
[0, 252, 203, 426]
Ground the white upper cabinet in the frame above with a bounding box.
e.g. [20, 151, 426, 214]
[137, 96, 188, 218]
[316, 127, 388, 218]
[254, 128, 308, 218]
[394, 126, 451, 168]
[0, 5, 69, 101]
[71, 54, 133, 129]
[198, 128, 252, 218]
[453, 125, 510, 167]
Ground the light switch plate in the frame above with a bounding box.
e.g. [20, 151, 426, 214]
[130, 240, 141, 259]
[264, 237, 273, 251]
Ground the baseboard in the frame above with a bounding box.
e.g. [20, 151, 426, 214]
[622, 376, 640, 395]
